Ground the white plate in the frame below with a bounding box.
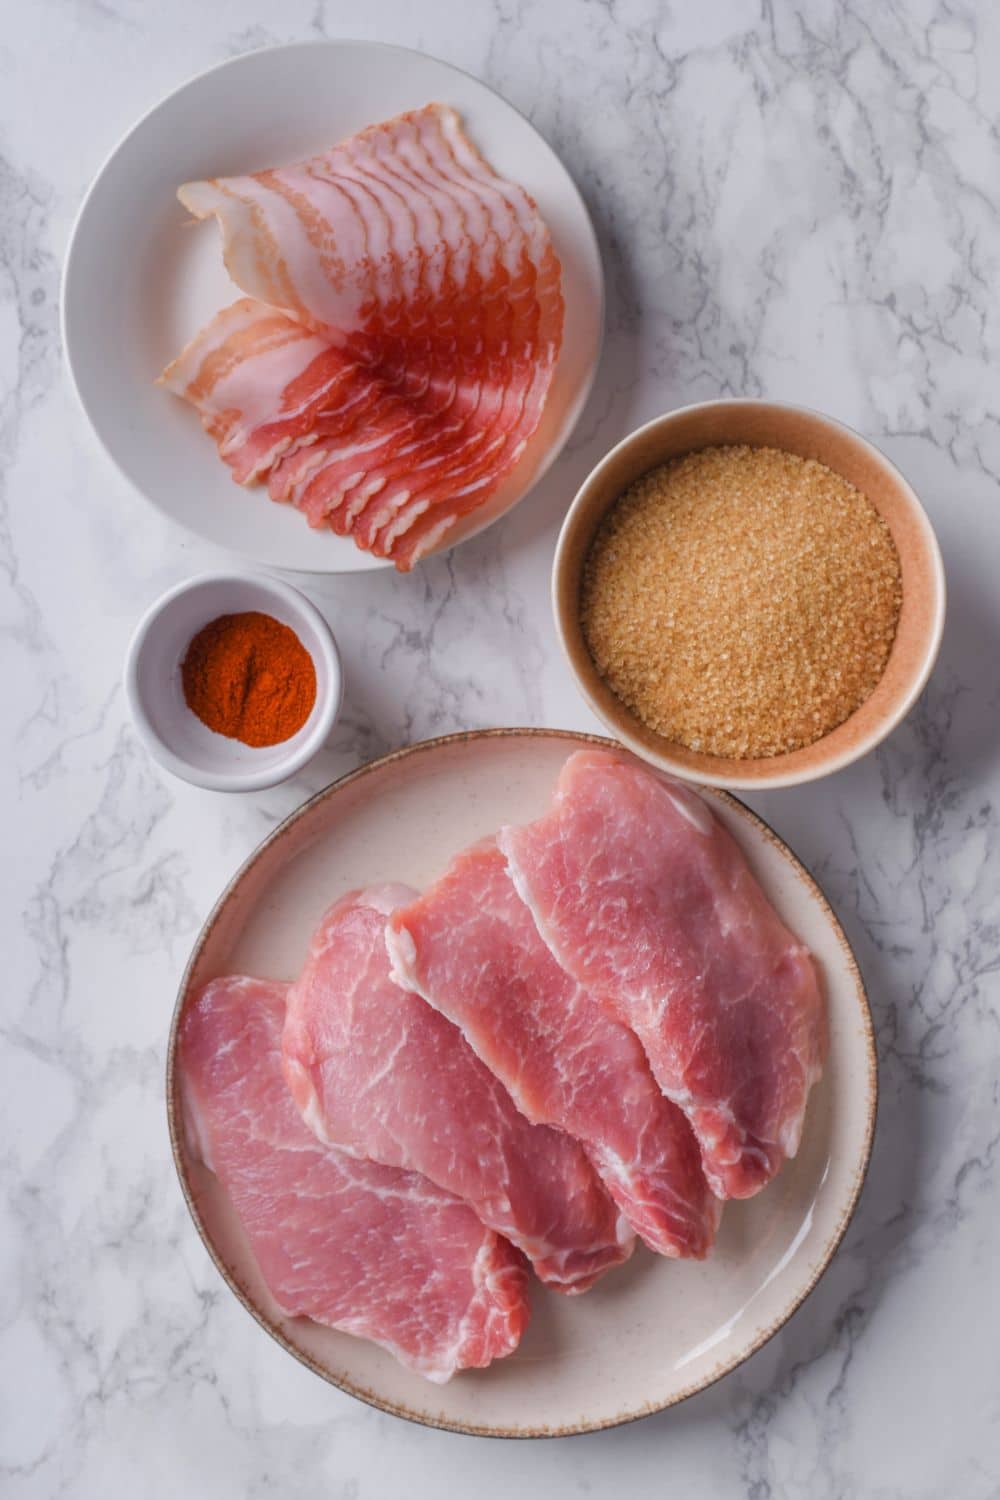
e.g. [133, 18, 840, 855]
[168, 731, 877, 1436]
[62, 42, 604, 574]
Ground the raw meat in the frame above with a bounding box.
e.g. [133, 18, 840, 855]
[160, 104, 563, 569]
[387, 839, 721, 1258]
[178, 975, 529, 1382]
[158, 299, 370, 485]
[498, 750, 827, 1200]
[282, 886, 632, 1291]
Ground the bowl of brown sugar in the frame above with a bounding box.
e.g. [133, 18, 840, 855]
[553, 400, 945, 789]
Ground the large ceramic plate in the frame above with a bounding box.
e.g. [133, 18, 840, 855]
[167, 731, 876, 1436]
[62, 42, 604, 574]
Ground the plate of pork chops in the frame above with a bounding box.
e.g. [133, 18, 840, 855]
[167, 730, 876, 1436]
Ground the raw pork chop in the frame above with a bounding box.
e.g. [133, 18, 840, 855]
[282, 887, 632, 1291]
[387, 839, 720, 1258]
[178, 975, 529, 1382]
[498, 750, 827, 1199]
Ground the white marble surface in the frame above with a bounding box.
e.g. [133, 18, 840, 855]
[2, 1, 998, 1494]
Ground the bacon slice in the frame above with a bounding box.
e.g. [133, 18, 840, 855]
[159, 300, 352, 484]
[178, 976, 530, 1382]
[159, 105, 563, 568]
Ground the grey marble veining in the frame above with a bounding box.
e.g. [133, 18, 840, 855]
[2, 1, 998, 1495]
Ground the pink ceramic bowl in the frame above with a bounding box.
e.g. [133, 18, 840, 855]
[553, 399, 946, 790]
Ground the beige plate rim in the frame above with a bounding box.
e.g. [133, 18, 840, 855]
[166, 728, 878, 1438]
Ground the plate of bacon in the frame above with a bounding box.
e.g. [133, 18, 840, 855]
[168, 730, 876, 1436]
[63, 42, 602, 572]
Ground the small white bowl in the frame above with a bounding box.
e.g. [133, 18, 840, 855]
[125, 573, 342, 791]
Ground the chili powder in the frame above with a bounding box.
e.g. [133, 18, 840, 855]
[181, 611, 317, 748]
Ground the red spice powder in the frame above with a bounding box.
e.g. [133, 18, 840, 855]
[181, 611, 317, 748]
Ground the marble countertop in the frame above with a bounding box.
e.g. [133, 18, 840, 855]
[4, 1, 998, 1495]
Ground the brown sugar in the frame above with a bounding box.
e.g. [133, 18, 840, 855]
[580, 445, 903, 760]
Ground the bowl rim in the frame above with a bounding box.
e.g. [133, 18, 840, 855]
[123, 570, 343, 791]
[552, 397, 947, 790]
